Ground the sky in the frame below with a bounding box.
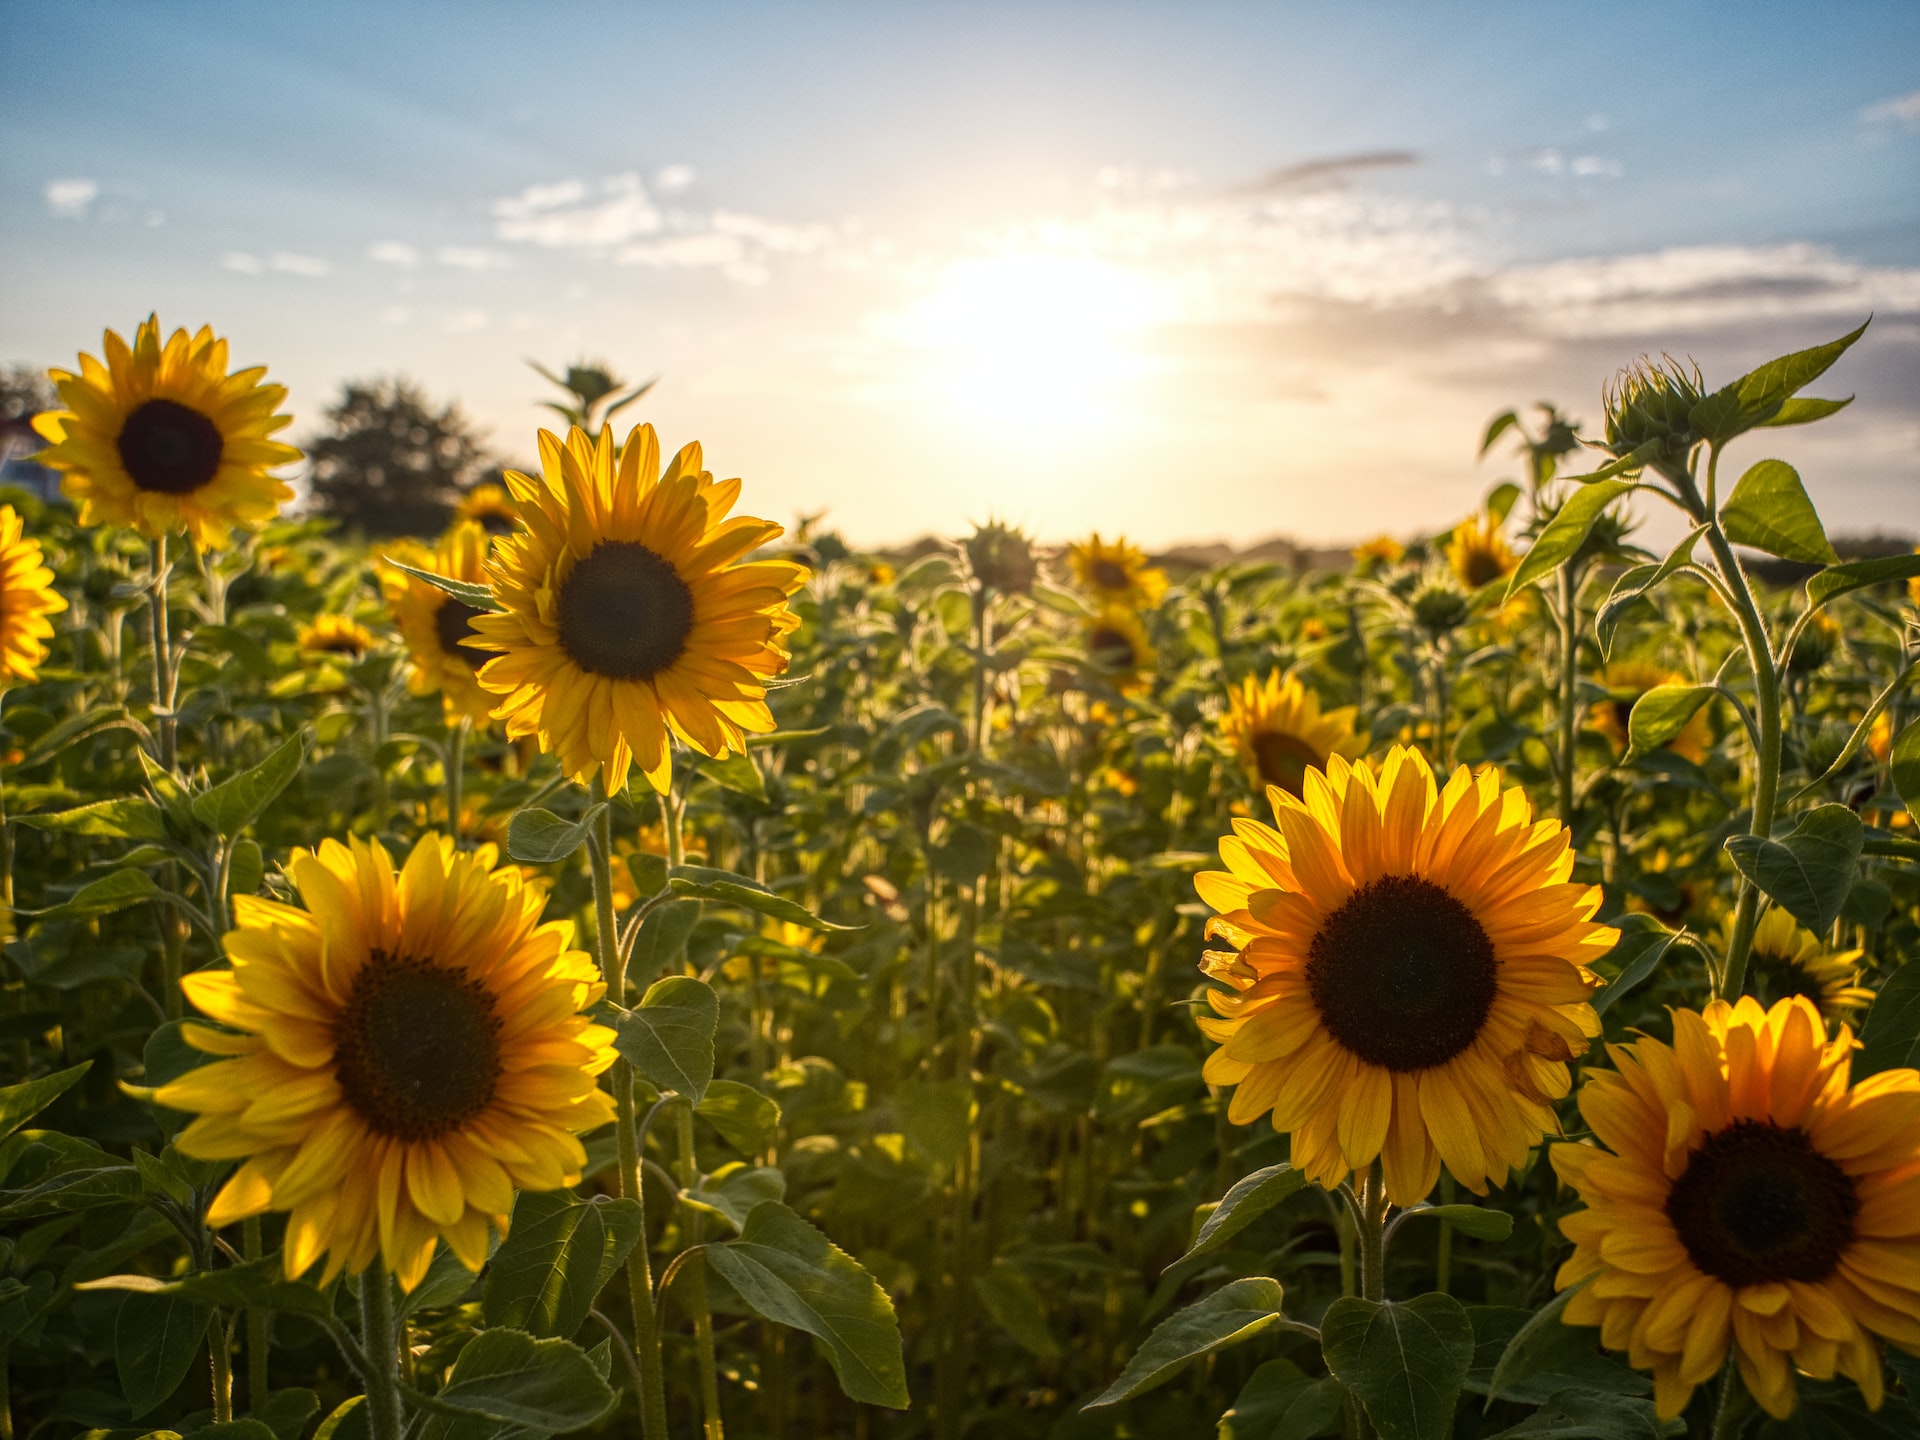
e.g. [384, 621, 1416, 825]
[3, 0, 1918, 549]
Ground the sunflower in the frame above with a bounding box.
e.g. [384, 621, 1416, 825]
[32, 317, 298, 549]
[1068, 534, 1167, 610]
[1554, 996, 1920, 1420]
[1590, 660, 1710, 764]
[156, 834, 617, 1290]
[1221, 670, 1362, 799]
[470, 425, 806, 794]
[1724, 908, 1875, 1022]
[1446, 514, 1516, 590]
[1195, 747, 1613, 1204]
[0, 506, 68, 686]
[381, 520, 498, 726]
[296, 614, 375, 662]
[455, 482, 520, 538]
[1352, 535, 1405, 569]
[1084, 605, 1155, 689]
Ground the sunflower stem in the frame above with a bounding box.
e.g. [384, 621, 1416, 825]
[1555, 564, 1580, 828]
[445, 718, 469, 844]
[1435, 1172, 1454, 1295]
[1709, 1354, 1749, 1440]
[148, 536, 177, 772]
[243, 1215, 270, 1412]
[675, 1103, 725, 1440]
[1358, 1163, 1388, 1304]
[355, 1272, 404, 1440]
[210, 1309, 234, 1423]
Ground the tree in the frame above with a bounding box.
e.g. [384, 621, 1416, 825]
[304, 377, 490, 536]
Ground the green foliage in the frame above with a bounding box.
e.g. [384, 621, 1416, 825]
[1087, 1278, 1292, 1407]
[1321, 1293, 1474, 1440]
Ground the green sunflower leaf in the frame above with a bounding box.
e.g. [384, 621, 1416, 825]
[0, 1062, 90, 1140]
[1719, 459, 1838, 566]
[191, 731, 307, 836]
[380, 558, 500, 612]
[506, 803, 606, 864]
[1857, 963, 1920, 1079]
[1321, 1293, 1474, 1440]
[613, 975, 718, 1103]
[17, 795, 167, 839]
[1086, 1278, 1290, 1408]
[1219, 1358, 1346, 1440]
[1725, 805, 1863, 935]
[1624, 685, 1713, 763]
[1506, 480, 1638, 600]
[1174, 1163, 1308, 1267]
[416, 1328, 614, 1433]
[668, 864, 862, 932]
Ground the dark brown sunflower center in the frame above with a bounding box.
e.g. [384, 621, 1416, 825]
[334, 951, 502, 1140]
[1461, 549, 1506, 588]
[1665, 1120, 1858, 1286]
[1306, 875, 1497, 1071]
[1251, 730, 1322, 798]
[557, 540, 695, 680]
[309, 637, 365, 657]
[475, 511, 517, 537]
[117, 399, 224, 495]
[1089, 628, 1137, 670]
[1092, 559, 1130, 590]
[1746, 951, 1825, 1009]
[434, 598, 491, 671]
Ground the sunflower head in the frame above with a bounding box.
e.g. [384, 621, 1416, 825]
[1445, 514, 1517, 591]
[1590, 660, 1710, 764]
[1068, 533, 1167, 610]
[1554, 995, 1920, 1420]
[33, 317, 299, 549]
[1410, 576, 1473, 638]
[1084, 605, 1154, 688]
[0, 506, 67, 687]
[1788, 610, 1843, 675]
[1220, 670, 1361, 799]
[471, 425, 806, 794]
[1727, 908, 1875, 1021]
[1195, 747, 1612, 1204]
[381, 521, 499, 725]
[1602, 355, 1707, 484]
[297, 614, 376, 662]
[455, 482, 521, 538]
[1352, 535, 1405, 571]
[963, 521, 1038, 597]
[157, 834, 617, 1291]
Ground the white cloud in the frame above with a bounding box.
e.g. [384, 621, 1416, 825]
[435, 246, 512, 271]
[269, 252, 330, 277]
[1860, 91, 1920, 129]
[369, 241, 420, 266]
[221, 251, 264, 274]
[45, 178, 98, 218]
[444, 308, 489, 334]
[655, 164, 696, 193]
[493, 173, 660, 247]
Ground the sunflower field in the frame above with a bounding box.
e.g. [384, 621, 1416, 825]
[4, 314, 1920, 1440]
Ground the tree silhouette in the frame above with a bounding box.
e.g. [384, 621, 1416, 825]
[305, 377, 490, 536]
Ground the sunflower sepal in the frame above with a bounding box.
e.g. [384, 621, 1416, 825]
[379, 557, 500, 612]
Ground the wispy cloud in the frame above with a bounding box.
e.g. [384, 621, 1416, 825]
[1860, 90, 1920, 129]
[45, 179, 98, 218]
[435, 246, 511, 271]
[493, 173, 661, 247]
[369, 241, 419, 267]
[220, 251, 331, 278]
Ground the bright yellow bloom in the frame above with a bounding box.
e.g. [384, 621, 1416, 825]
[1195, 748, 1612, 1204]
[1352, 535, 1405, 568]
[1726, 908, 1875, 1022]
[381, 521, 497, 726]
[1068, 534, 1167, 610]
[1555, 996, 1920, 1420]
[471, 425, 806, 793]
[455, 483, 519, 537]
[1869, 710, 1893, 764]
[1590, 660, 1710, 765]
[1446, 514, 1516, 590]
[1084, 605, 1155, 689]
[157, 835, 617, 1291]
[33, 317, 298, 549]
[296, 614, 375, 661]
[1221, 670, 1362, 799]
[0, 506, 67, 686]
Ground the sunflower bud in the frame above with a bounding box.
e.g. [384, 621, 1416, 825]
[1410, 579, 1471, 638]
[964, 521, 1038, 596]
[1602, 357, 1705, 483]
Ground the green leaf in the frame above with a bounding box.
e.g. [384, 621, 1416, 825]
[668, 865, 861, 932]
[696, 1080, 781, 1154]
[380, 557, 500, 612]
[483, 1191, 641, 1339]
[1487, 1387, 1680, 1440]
[191, 733, 306, 836]
[1176, 1163, 1308, 1266]
[1485, 1286, 1588, 1407]
[623, 849, 669, 899]
[37, 868, 165, 923]
[1892, 718, 1920, 823]
[1624, 686, 1713, 762]
[506, 804, 605, 865]
[1484, 482, 1522, 525]
[1321, 1293, 1473, 1440]
[1725, 805, 1864, 935]
[1085, 1277, 1289, 1408]
[612, 975, 718, 1102]
[0, 1062, 90, 1140]
[699, 751, 767, 802]
[312, 1397, 369, 1440]
[1734, 322, 1868, 418]
[705, 1200, 909, 1409]
[1220, 1359, 1346, 1440]
[78, 1259, 335, 1320]
[627, 898, 700, 988]
[229, 838, 264, 897]
[1857, 963, 1920, 1079]
[116, 1289, 212, 1418]
[1720, 460, 1837, 566]
[1808, 553, 1920, 609]
[421, 1328, 614, 1432]
[1506, 481, 1638, 600]
[1761, 395, 1853, 429]
[1591, 915, 1687, 1018]
[896, 1076, 973, 1166]
[973, 1257, 1060, 1361]
[1479, 410, 1520, 458]
[1400, 1206, 1513, 1241]
[253, 1389, 321, 1440]
[18, 795, 167, 839]
[1595, 526, 1707, 659]
[681, 1162, 787, 1233]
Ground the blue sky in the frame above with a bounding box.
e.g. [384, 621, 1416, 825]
[5, 0, 1917, 545]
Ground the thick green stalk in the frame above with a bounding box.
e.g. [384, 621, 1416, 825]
[149, 536, 177, 771]
[675, 1104, 724, 1440]
[1556, 565, 1580, 827]
[1709, 1355, 1749, 1440]
[1358, 1164, 1388, 1303]
[244, 1216, 269, 1411]
[211, 1312, 234, 1423]
[356, 1274, 403, 1440]
[445, 718, 468, 843]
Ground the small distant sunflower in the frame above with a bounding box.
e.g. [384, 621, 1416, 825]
[33, 317, 298, 549]
[1446, 514, 1516, 590]
[471, 425, 807, 793]
[1196, 747, 1612, 1204]
[455, 483, 520, 538]
[1868, 710, 1893, 764]
[382, 521, 497, 725]
[1554, 996, 1920, 1420]
[1220, 670, 1362, 799]
[1084, 605, 1154, 688]
[1728, 908, 1875, 1022]
[1068, 534, 1167, 610]
[1352, 535, 1405, 569]
[296, 614, 375, 662]
[0, 506, 68, 686]
[1591, 660, 1710, 764]
[157, 835, 617, 1290]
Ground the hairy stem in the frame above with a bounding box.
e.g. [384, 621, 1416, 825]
[356, 1274, 403, 1440]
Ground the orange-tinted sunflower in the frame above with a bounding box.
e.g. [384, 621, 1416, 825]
[1728, 908, 1875, 1023]
[381, 520, 497, 725]
[1068, 534, 1167, 610]
[33, 317, 298, 549]
[1446, 514, 1516, 590]
[455, 482, 520, 538]
[296, 614, 375, 662]
[1352, 535, 1405, 569]
[1195, 747, 1613, 1204]
[1555, 996, 1920, 1420]
[157, 834, 617, 1290]
[0, 506, 67, 686]
[1591, 660, 1710, 764]
[470, 425, 806, 793]
[1221, 670, 1362, 799]
[1084, 605, 1154, 689]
